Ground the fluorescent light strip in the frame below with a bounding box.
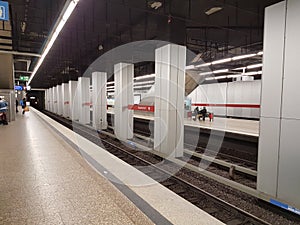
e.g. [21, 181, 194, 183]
[211, 58, 231, 65]
[28, 0, 80, 85]
[257, 51, 263, 55]
[186, 65, 195, 70]
[213, 69, 229, 74]
[199, 71, 213, 76]
[134, 85, 153, 89]
[189, 50, 264, 69]
[107, 81, 115, 85]
[195, 62, 212, 68]
[205, 70, 262, 81]
[134, 81, 155, 86]
[247, 63, 263, 69]
[134, 74, 155, 81]
[199, 69, 228, 76]
[232, 53, 256, 61]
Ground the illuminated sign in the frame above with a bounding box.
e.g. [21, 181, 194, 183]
[14, 86, 23, 91]
[19, 76, 29, 81]
[0, 1, 9, 21]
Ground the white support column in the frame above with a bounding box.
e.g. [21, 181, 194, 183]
[47, 89, 50, 111]
[69, 80, 79, 121]
[78, 77, 91, 125]
[114, 63, 134, 141]
[53, 86, 58, 114]
[92, 72, 107, 130]
[57, 85, 63, 116]
[62, 83, 70, 118]
[45, 89, 48, 110]
[49, 88, 53, 112]
[154, 44, 186, 158]
[258, 0, 300, 210]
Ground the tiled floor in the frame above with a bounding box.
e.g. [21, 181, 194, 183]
[0, 112, 154, 225]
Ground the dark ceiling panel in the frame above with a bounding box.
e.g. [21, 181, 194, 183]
[22, 0, 283, 88]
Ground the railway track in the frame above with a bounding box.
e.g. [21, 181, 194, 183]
[108, 114, 259, 170]
[42, 110, 300, 224]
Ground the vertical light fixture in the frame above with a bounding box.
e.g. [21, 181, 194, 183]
[28, 0, 80, 85]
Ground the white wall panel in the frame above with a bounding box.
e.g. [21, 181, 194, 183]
[114, 63, 134, 141]
[257, 117, 281, 196]
[78, 77, 90, 124]
[281, 0, 300, 120]
[69, 80, 79, 121]
[62, 83, 70, 118]
[260, 1, 286, 118]
[277, 119, 300, 208]
[57, 85, 63, 116]
[92, 72, 107, 130]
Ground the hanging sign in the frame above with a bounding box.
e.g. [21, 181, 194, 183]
[0, 1, 9, 21]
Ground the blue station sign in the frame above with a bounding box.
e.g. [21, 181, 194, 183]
[0, 1, 9, 21]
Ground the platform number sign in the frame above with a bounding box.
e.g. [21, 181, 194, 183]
[0, 1, 9, 21]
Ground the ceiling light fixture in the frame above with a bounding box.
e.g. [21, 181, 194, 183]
[205, 7, 223, 16]
[150, 1, 162, 10]
[232, 53, 256, 61]
[134, 74, 155, 81]
[199, 71, 213, 76]
[195, 62, 212, 68]
[213, 69, 229, 74]
[211, 58, 231, 65]
[257, 51, 263, 55]
[28, 0, 80, 85]
[247, 63, 263, 69]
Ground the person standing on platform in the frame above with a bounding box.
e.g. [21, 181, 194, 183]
[20, 98, 26, 115]
[16, 99, 19, 113]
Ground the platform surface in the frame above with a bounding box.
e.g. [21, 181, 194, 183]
[0, 109, 224, 225]
[0, 111, 153, 224]
[107, 110, 259, 137]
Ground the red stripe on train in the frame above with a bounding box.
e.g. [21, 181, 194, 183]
[192, 103, 260, 108]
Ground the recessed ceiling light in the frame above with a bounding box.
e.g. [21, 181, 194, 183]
[150, 1, 162, 10]
[205, 7, 223, 16]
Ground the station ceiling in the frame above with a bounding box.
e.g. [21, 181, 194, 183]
[5, 0, 282, 88]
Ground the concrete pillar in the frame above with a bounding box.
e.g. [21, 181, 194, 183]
[78, 77, 90, 125]
[114, 63, 134, 141]
[44, 90, 48, 110]
[53, 86, 58, 114]
[46, 89, 50, 111]
[0, 54, 15, 121]
[0, 54, 14, 90]
[92, 72, 107, 130]
[69, 80, 79, 121]
[62, 83, 70, 118]
[154, 44, 186, 158]
[57, 85, 63, 116]
[49, 88, 53, 112]
[48, 88, 52, 112]
[258, 0, 300, 211]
